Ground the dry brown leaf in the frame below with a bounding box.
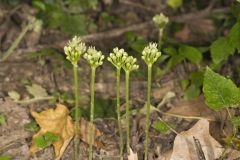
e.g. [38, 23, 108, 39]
[167, 96, 217, 121]
[80, 118, 104, 148]
[170, 119, 223, 160]
[30, 104, 74, 160]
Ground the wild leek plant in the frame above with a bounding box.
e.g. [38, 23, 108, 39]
[122, 56, 139, 155]
[142, 43, 161, 160]
[107, 48, 128, 160]
[153, 13, 169, 49]
[64, 36, 86, 160]
[84, 47, 104, 160]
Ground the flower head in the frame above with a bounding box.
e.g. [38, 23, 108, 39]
[142, 43, 161, 66]
[123, 56, 139, 72]
[107, 48, 128, 69]
[64, 36, 86, 66]
[84, 46, 104, 68]
[153, 13, 169, 29]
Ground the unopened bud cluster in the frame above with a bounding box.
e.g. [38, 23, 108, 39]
[64, 36, 86, 66]
[123, 56, 139, 72]
[107, 48, 128, 69]
[142, 43, 161, 66]
[153, 13, 169, 28]
[84, 47, 104, 68]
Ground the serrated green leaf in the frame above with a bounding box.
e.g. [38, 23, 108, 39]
[179, 45, 202, 64]
[0, 155, 12, 160]
[0, 113, 6, 125]
[228, 22, 240, 51]
[167, 0, 183, 9]
[203, 67, 240, 110]
[44, 132, 60, 142]
[26, 84, 48, 98]
[231, 116, 240, 126]
[210, 37, 235, 64]
[8, 91, 20, 101]
[24, 122, 40, 132]
[34, 136, 49, 148]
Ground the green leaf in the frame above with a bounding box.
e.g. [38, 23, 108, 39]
[152, 120, 173, 134]
[203, 67, 240, 110]
[184, 84, 200, 100]
[190, 71, 204, 87]
[0, 155, 12, 160]
[32, 0, 46, 11]
[210, 37, 235, 64]
[167, 0, 183, 9]
[26, 84, 48, 98]
[0, 113, 6, 125]
[130, 37, 147, 53]
[231, 116, 240, 126]
[179, 45, 202, 64]
[180, 79, 189, 90]
[24, 122, 40, 132]
[34, 136, 49, 148]
[44, 132, 60, 142]
[228, 22, 240, 51]
[34, 132, 59, 149]
[8, 91, 20, 101]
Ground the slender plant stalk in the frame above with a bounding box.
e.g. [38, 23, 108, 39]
[117, 68, 124, 160]
[73, 66, 80, 160]
[125, 71, 130, 154]
[89, 67, 96, 160]
[144, 65, 152, 160]
[158, 28, 163, 50]
[1, 24, 31, 62]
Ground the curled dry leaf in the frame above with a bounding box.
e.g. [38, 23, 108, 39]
[30, 104, 74, 160]
[170, 119, 223, 160]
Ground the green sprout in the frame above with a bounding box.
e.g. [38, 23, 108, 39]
[142, 43, 161, 160]
[107, 47, 128, 160]
[152, 13, 169, 49]
[84, 47, 104, 160]
[122, 56, 139, 155]
[64, 36, 86, 160]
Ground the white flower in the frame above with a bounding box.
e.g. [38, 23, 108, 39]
[84, 46, 104, 68]
[142, 42, 161, 66]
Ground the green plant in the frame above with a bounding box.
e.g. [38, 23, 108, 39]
[64, 36, 86, 160]
[0, 155, 11, 160]
[153, 13, 169, 49]
[141, 43, 161, 160]
[107, 48, 128, 160]
[34, 131, 60, 149]
[203, 67, 240, 136]
[122, 56, 139, 154]
[0, 113, 6, 125]
[84, 47, 104, 160]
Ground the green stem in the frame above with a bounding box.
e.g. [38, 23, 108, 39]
[117, 68, 123, 160]
[158, 28, 163, 50]
[73, 65, 80, 160]
[125, 71, 130, 155]
[144, 65, 152, 160]
[1, 23, 31, 62]
[89, 67, 96, 160]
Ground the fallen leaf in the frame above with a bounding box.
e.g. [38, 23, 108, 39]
[170, 119, 223, 160]
[8, 91, 20, 101]
[30, 104, 74, 160]
[26, 84, 48, 98]
[80, 118, 104, 148]
[167, 96, 217, 121]
[128, 148, 138, 160]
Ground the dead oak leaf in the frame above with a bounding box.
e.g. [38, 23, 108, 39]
[30, 104, 74, 160]
[170, 119, 223, 160]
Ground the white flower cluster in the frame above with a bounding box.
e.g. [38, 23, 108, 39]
[84, 47, 104, 68]
[153, 13, 169, 28]
[123, 56, 139, 72]
[142, 43, 161, 66]
[107, 48, 128, 69]
[64, 36, 86, 66]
